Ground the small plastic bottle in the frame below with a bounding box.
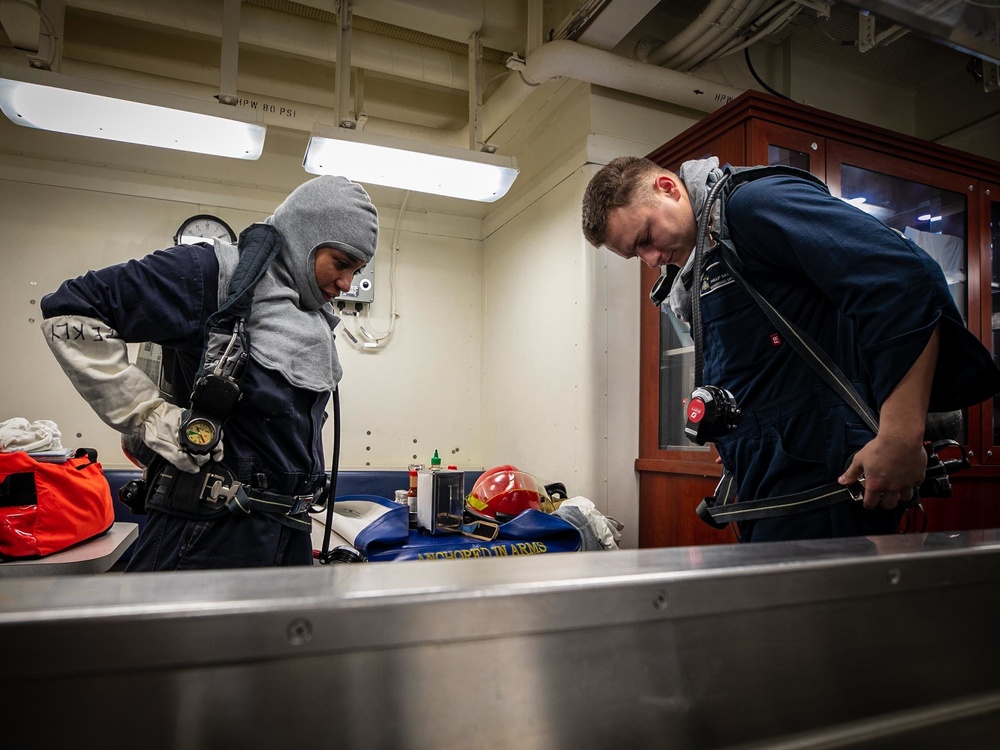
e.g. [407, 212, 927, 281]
[406, 469, 418, 529]
[430, 450, 442, 471]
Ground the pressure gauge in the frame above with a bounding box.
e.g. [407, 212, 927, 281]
[174, 214, 236, 245]
[179, 414, 221, 455]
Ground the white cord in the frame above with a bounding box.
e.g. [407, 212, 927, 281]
[351, 190, 409, 348]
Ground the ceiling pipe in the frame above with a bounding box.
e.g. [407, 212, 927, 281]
[482, 40, 746, 141]
[697, 1, 803, 69]
[644, 0, 733, 66]
[15, 4, 749, 158]
[3, 38, 746, 152]
[67, 0, 504, 93]
[664, 0, 768, 71]
[4, 33, 751, 164]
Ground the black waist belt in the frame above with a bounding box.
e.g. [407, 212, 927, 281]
[696, 470, 860, 530]
[152, 464, 320, 532]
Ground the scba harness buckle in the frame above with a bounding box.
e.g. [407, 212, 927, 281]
[200, 470, 244, 508]
[197, 467, 320, 528]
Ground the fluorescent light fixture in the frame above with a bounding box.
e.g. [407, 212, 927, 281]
[917, 213, 942, 222]
[303, 124, 518, 202]
[0, 64, 266, 159]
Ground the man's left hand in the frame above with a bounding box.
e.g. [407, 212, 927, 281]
[838, 433, 927, 509]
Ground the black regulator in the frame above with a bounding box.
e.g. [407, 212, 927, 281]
[684, 385, 741, 446]
[179, 320, 248, 455]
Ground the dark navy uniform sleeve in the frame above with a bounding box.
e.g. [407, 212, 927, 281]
[40, 244, 220, 350]
[725, 175, 1000, 412]
[42, 243, 328, 496]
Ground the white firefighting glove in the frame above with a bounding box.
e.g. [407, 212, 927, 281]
[41, 315, 224, 473]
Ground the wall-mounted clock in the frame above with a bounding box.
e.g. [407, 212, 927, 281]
[174, 214, 237, 245]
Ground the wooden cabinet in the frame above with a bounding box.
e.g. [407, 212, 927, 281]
[637, 91, 1000, 548]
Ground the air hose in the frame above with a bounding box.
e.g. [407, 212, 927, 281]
[316, 386, 345, 563]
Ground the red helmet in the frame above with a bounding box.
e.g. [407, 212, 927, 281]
[467, 465, 553, 520]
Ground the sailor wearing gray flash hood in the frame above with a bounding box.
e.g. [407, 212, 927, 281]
[218, 174, 379, 391]
[40, 175, 380, 571]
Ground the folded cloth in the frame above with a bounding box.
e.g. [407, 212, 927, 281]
[0, 418, 64, 453]
[553, 496, 622, 551]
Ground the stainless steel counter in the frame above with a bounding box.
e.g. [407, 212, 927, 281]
[3, 531, 1000, 749]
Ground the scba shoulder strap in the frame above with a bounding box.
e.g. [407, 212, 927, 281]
[695, 166, 965, 529]
[693, 165, 876, 529]
[713, 164, 828, 272]
[123, 226, 284, 468]
[121, 226, 308, 522]
[178, 224, 283, 455]
[211, 223, 283, 327]
[707, 164, 880, 432]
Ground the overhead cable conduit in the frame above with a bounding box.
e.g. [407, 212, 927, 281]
[698, 1, 804, 69]
[662, 0, 769, 71]
[645, 0, 736, 66]
[643, 0, 806, 72]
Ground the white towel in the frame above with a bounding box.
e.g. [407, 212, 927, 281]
[0, 418, 64, 452]
[553, 496, 623, 551]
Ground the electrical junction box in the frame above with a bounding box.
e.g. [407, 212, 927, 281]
[334, 263, 375, 304]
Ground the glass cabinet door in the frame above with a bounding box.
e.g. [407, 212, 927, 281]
[838, 163, 969, 324]
[749, 121, 826, 180]
[984, 183, 1000, 464]
[657, 269, 701, 451]
[828, 142, 986, 454]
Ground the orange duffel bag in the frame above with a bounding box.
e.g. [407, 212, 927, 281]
[0, 448, 115, 559]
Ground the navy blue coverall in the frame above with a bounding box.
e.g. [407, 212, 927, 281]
[700, 174, 1000, 541]
[42, 243, 325, 569]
